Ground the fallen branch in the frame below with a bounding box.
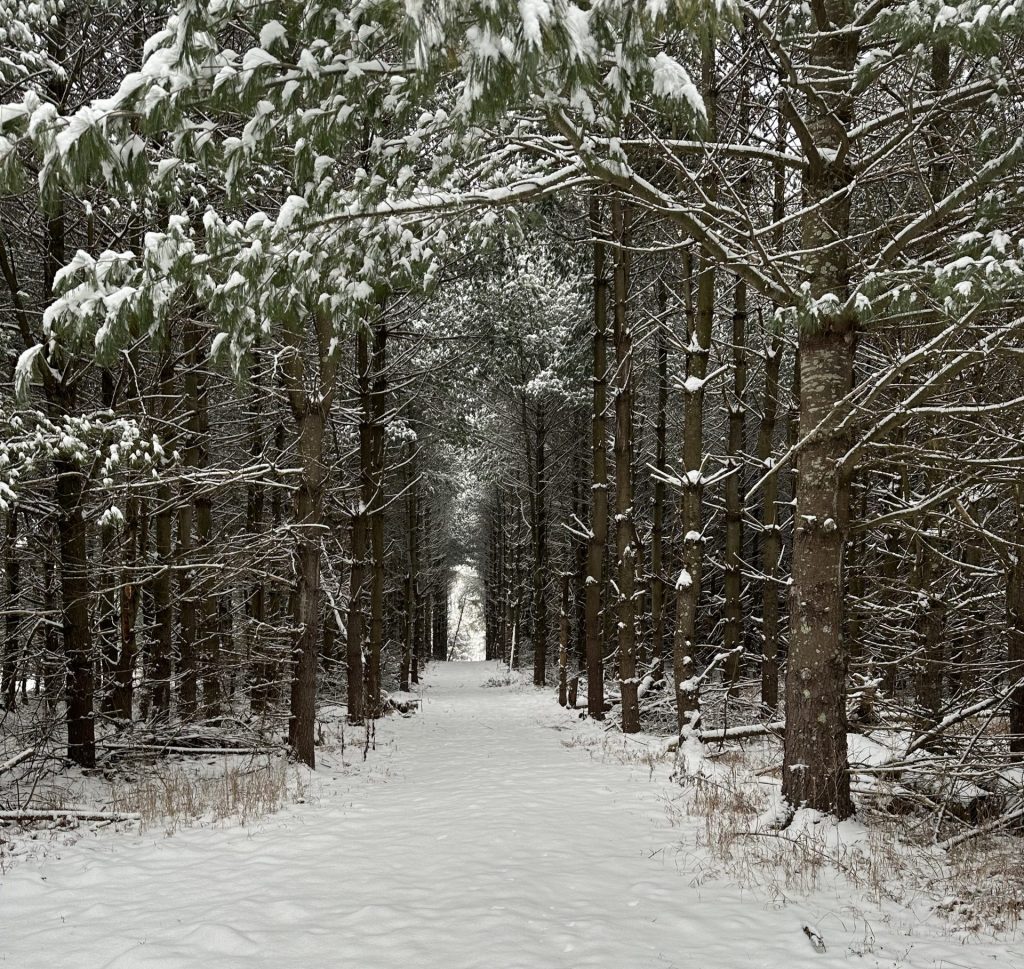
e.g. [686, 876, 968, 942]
[97, 743, 282, 756]
[904, 691, 1012, 757]
[938, 802, 1024, 851]
[661, 720, 785, 753]
[701, 721, 785, 742]
[0, 809, 141, 823]
[0, 746, 36, 776]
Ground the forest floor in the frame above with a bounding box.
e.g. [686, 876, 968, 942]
[1, 660, 1021, 968]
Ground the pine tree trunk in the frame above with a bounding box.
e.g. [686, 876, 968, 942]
[758, 88, 788, 714]
[784, 335, 854, 817]
[367, 319, 388, 717]
[345, 330, 370, 723]
[585, 196, 609, 720]
[55, 449, 95, 768]
[532, 400, 548, 687]
[191, 336, 218, 718]
[151, 346, 175, 718]
[781, 0, 858, 820]
[176, 318, 201, 720]
[98, 370, 118, 710]
[673, 242, 709, 735]
[288, 404, 325, 767]
[402, 447, 418, 692]
[913, 529, 945, 722]
[650, 291, 668, 676]
[110, 495, 140, 720]
[723, 278, 747, 692]
[756, 326, 783, 713]
[611, 196, 640, 734]
[558, 572, 570, 707]
[3, 509, 20, 710]
[1008, 483, 1024, 755]
[283, 307, 337, 767]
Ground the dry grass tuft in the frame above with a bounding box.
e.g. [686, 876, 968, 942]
[110, 756, 304, 834]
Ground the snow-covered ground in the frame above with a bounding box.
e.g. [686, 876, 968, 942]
[1, 661, 1019, 968]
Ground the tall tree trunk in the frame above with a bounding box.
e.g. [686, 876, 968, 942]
[758, 87, 789, 714]
[287, 404, 325, 766]
[151, 344, 175, 718]
[347, 327, 370, 724]
[611, 196, 640, 733]
[723, 277, 747, 692]
[756, 318, 783, 712]
[366, 319, 388, 717]
[673, 45, 718, 743]
[1008, 482, 1024, 755]
[98, 371, 118, 711]
[176, 318, 201, 719]
[558, 572, 570, 707]
[55, 448, 95, 767]
[650, 287, 668, 677]
[782, 1, 858, 819]
[913, 526, 945, 722]
[413, 495, 426, 684]
[402, 446, 418, 692]
[532, 400, 548, 687]
[3, 509, 20, 710]
[283, 307, 337, 767]
[570, 432, 587, 709]
[191, 338, 217, 718]
[43, 25, 93, 765]
[585, 196, 609, 720]
[110, 495, 140, 720]
[673, 242, 709, 737]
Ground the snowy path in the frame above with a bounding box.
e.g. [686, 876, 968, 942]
[1, 661, 1018, 968]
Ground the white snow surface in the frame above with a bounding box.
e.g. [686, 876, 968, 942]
[1, 661, 1020, 967]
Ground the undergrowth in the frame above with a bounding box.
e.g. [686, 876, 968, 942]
[570, 728, 1024, 937]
